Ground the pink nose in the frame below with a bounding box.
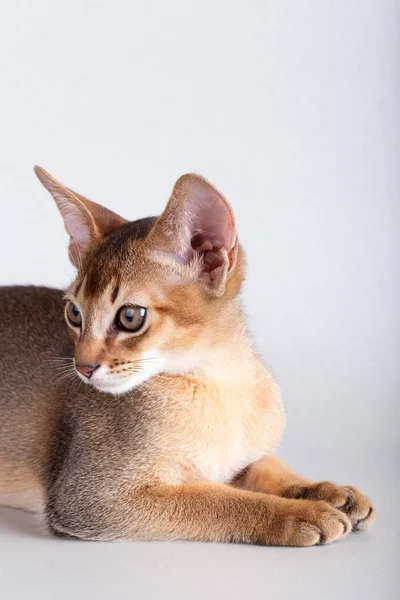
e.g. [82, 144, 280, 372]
[75, 363, 100, 379]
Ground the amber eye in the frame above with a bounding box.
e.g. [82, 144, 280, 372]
[116, 305, 146, 332]
[66, 301, 82, 327]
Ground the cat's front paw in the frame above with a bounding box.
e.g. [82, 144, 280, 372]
[265, 499, 351, 546]
[285, 481, 375, 531]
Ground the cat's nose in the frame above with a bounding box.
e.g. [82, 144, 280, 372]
[75, 363, 100, 379]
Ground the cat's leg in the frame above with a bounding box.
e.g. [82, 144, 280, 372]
[234, 456, 375, 531]
[46, 480, 351, 546]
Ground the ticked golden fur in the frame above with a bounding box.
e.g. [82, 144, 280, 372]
[0, 168, 375, 545]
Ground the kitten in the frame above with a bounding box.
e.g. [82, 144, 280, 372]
[0, 167, 375, 544]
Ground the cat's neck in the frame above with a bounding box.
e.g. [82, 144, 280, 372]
[163, 297, 259, 381]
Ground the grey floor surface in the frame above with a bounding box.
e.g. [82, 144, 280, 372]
[1, 453, 397, 600]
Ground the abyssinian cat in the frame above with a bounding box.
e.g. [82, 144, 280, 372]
[0, 167, 375, 544]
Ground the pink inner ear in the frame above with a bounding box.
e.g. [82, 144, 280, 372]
[188, 193, 236, 279]
[56, 200, 92, 252]
[191, 233, 225, 277]
[190, 194, 236, 252]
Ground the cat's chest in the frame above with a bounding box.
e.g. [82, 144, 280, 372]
[187, 420, 260, 484]
[158, 374, 284, 485]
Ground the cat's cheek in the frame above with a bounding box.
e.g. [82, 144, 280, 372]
[65, 324, 80, 344]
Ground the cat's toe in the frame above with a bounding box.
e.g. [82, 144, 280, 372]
[286, 481, 376, 531]
[343, 487, 376, 531]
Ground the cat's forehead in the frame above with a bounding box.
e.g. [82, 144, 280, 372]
[72, 216, 158, 297]
[72, 261, 166, 312]
[75, 277, 156, 308]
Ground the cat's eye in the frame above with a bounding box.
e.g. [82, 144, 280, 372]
[116, 305, 146, 332]
[66, 301, 82, 327]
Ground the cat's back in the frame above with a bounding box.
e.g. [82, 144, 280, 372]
[0, 285, 66, 339]
[0, 285, 72, 383]
[0, 286, 72, 474]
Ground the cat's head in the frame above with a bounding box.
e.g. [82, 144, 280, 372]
[35, 167, 245, 394]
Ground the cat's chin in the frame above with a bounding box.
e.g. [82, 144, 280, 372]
[74, 370, 142, 395]
[91, 378, 141, 395]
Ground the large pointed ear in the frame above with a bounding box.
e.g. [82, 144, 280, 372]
[34, 166, 127, 268]
[149, 174, 238, 296]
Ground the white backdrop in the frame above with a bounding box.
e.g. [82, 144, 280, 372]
[0, 2, 399, 598]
